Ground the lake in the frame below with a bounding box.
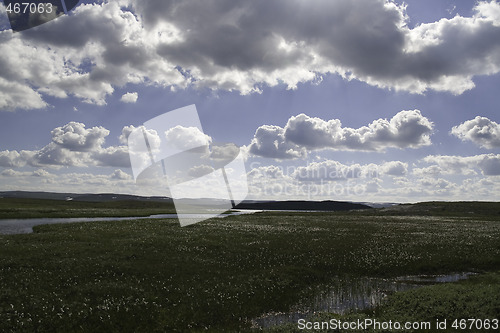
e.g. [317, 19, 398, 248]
[0, 210, 261, 235]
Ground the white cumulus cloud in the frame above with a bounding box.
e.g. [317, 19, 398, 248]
[0, 122, 134, 168]
[422, 154, 500, 176]
[248, 110, 433, 159]
[451, 116, 500, 148]
[120, 92, 139, 103]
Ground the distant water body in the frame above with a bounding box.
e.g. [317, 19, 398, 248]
[0, 210, 261, 235]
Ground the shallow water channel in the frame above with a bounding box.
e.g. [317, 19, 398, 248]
[251, 272, 476, 329]
[0, 210, 261, 235]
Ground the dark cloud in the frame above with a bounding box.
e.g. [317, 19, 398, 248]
[478, 155, 500, 175]
[93, 146, 131, 168]
[248, 125, 306, 159]
[2, 0, 500, 110]
[33, 142, 88, 166]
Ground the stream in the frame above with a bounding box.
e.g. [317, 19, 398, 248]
[0, 210, 261, 234]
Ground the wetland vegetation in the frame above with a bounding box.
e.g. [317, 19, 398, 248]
[0, 199, 499, 332]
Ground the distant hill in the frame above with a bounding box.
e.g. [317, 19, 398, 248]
[235, 200, 372, 211]
[376, 201, 500, 217]
[0, 191, 371, 212]
[0, 191, 173, 203]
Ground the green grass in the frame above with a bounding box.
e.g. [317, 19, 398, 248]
[0, 209, 499, 332]
[375, 271, 500, 332]
[0, 198, 176, 219]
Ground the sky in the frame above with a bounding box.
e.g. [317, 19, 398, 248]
[0, 0, 499, 203]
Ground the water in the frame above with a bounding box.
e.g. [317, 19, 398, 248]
[0, 210, 261, 235]
[251, 272, 476, 329]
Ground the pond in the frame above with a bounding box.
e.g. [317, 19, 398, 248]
[0, 210, 261, 235]
[251, 272, 477, 329]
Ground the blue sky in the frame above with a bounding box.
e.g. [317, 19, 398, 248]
[0, 0, 499, 202]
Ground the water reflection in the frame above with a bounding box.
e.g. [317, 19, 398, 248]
[252, 273, 476, 329]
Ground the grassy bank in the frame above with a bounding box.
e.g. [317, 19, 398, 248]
[0, 209, 499, 331]
[0, 198, 176, 219]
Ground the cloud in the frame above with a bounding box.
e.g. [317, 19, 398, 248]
[451, 116, 500, 148]
[247, 159, 407, 185]
[33, 142, 89, 167]
[248, 110, 433, 159]
[209, 143, 240, 161]
[32, 169, 53, 178]
[92, 146, 131, 168]
[111, 169, 131, 180]
[119, 125, 137, 144]
[0, 150, 31, 167]
[292, 161, 364, 182]
[2, 0, 500, 110]
[365, 179, 382, 193]
[478, 155, 500, 175]
[0, 2, 185, 110]
[287, 160, 407, 182]
[285, 110, 433, 150]
[120, 92, 139, 103]
[244, 156, 499, 201]
[187, 164, 215, 178]
[0, 168, 55, 178]
[0, 122, 132, 168]
[247, 165, 288, 180]
[51, 121, 109, 152]
[418, 178, 457, 193]
[0, 77, 47, 111]
[412, 165, 443, 177]
[248, 125, 306, 159]
[163, 126, 211, 151]
[244, 159, 457, 201]
[380, 161, 408, 176]
[0, 169, 139, 194]
[1, 169, 31, 177]
[422, 154, 500, 176]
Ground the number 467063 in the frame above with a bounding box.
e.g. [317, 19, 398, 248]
[6, 2, 53, 14]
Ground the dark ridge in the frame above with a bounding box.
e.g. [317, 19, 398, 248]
[235, 200, 372, 211]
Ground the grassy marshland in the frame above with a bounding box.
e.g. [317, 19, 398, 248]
[0, 202, 499, 332]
